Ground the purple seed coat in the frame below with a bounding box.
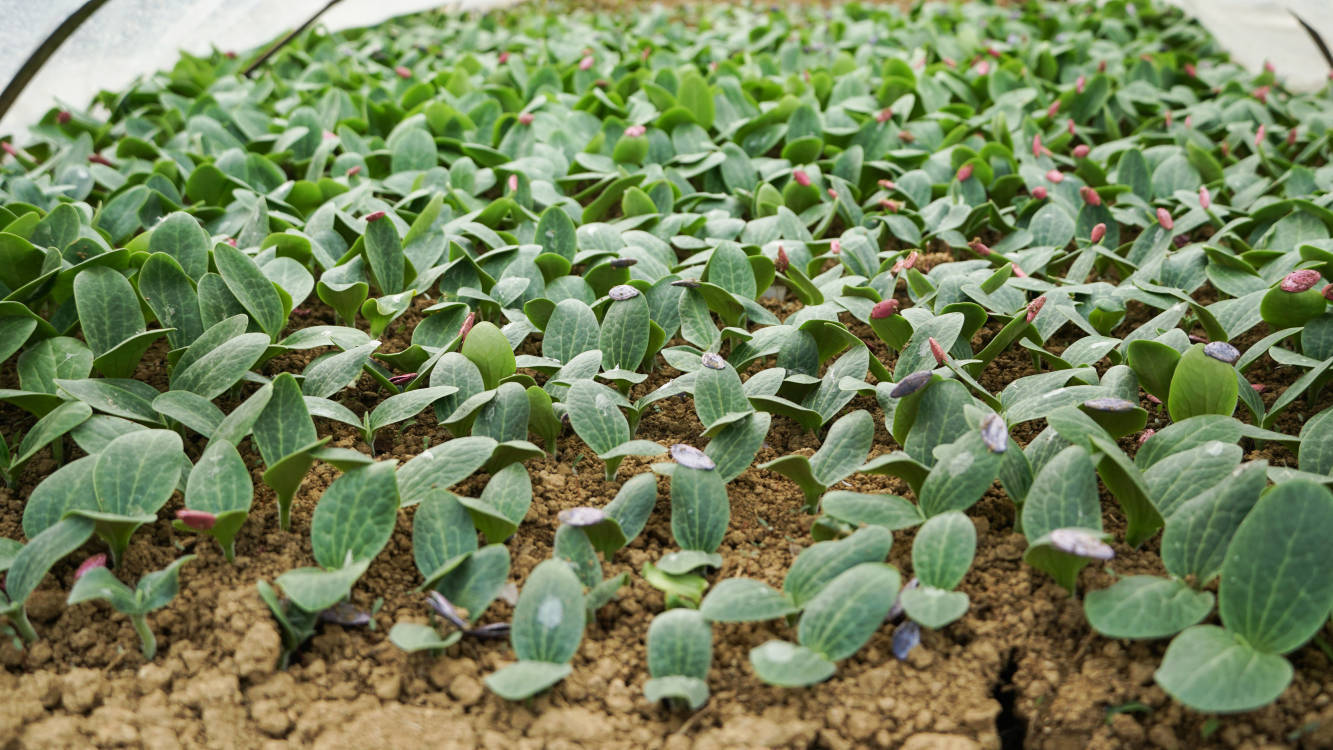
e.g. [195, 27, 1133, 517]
[890, 370, 933, 398]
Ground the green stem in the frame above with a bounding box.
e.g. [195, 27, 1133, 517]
[278, 499, 292, 532]
[131, 614, 156, 660]
[9, 607, 38, 643]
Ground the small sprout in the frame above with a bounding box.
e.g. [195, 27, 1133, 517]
[608, 284, 639, 301]
[871, 299, 900, 319]
[700, 352, 727, 370]
[880, 198, 901, 212]
[175, 510, 216, 531]
[1137, 429, 1155, 446]
[1090, 223, 1107, 244]
[1049, 528, 1115, 561]
[792, 170, 812, 187]
[928, 337, 946, 366]
[579, 55, 594, 71]
[1251, 383, 1266, 393]
[890, 370, 933, 398]
[365, 210, 386, 223]
[395, 65, 412, 78]
[624, 124, 646, 138]
[980, 413, 1008, 453]
[518, 112, 534, 125]
[968, 238, 992, 256]
[956, 163, 973, 182]
[1045, 169, 1064, 183]
[1025, 295, 1046, 322]
[75, 554, 108, 581]
[775, 246, 789, 272]
[1156, 208, 1174, 230]
[1031, 186, 1048, 200]
[388, 372, 417, 386]
[891, 621, 921, 660]
[1280, 269, 1321, 293]
[1203, 341, 1241, 365]
[1198, 186, 1211, 210]
[1080, 185, 1102, 206]
[320, 602, 373, 627]
[1072, 144, 1090, 158]
[1083, 397, 1136, 413]
[670, 444, 716, 471]
[458, 311, 475, 344]
[558, 507, 609, 526]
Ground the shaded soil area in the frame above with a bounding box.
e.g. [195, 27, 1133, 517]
[2, 277, 1332, 750]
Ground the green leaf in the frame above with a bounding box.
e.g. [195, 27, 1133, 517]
[389, 623, 463, 653]
[23, 456, 96, 537]
[749, 640, 837, 687]
[309, 461, 400, 569]
[152, 390, 223, 438]
[1218, 480, 1333, 655]
[599, 292, 650, 371]
[253, 373, 319, 465]
[366, 385, 457, 438]
[809, 408, 874, 486]
[13, 400, 91, 468]
[511, 558, 586, 663]
[899, 586, 970, 629]
[1135, 415, 1243, 470]
[1298, 408, 1333, 476]
[1167, 344, 1238, 422]
[1161, 461, 1266, 583]
[566, 379, 630, 455]
[3, 517, 95, 612]
[171, 332, 269, 400]
[819, 490, 924, 531]
[705, 412, 770, 483]
[91, 429, 183, 518]
[783, 525, 892, 607]
[485, 661, 573, 701]
[214, 243, 286, 339]
[74, 266, 145, 361]
[798, 563, 899, 660]
[458, 462, 532, 543]
[276, 559, 372, 612]
[535, 206, 577, 261]
[148, 212, 210, 280]
[138, 253, 204, 348]
[911, 511, 975, 590]
[700, 577, 799, 623]
[1022, 446, 1101, 541]
[1143, 441, 1243, 520]
[471, 382, 529, 443]
[364, 215, 406, 294]
[646, 608, 711, 700]
[670, 465, 729, 553]
[435, 544, 511, 622]
[604, 472, 658, 544]
[461, 322, 516, 390]
[1084, 576, 1213, 640]
[917, 431, 1001, 517]
[542, 299, 599, 363]
[396, 436, 496, 506]
[1155, 625, 1293, 713]
[302, 340, 380, 398]
[65, 565, 136, 612]
[18, 337, 91, 395]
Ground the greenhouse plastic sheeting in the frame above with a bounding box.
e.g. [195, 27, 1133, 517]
[1168, 0, 1333, 92]
[0, 0, 519, 134]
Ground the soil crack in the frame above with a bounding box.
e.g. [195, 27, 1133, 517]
[992, 648, 1027, 750]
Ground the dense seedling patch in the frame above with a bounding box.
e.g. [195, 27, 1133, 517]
[1, 0, 1333, 730]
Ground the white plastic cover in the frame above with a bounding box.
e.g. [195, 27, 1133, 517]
[0, 0, 517, 134]
[1168, 0, 1333, 92]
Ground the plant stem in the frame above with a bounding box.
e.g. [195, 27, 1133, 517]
[9, 608, 38, 643]
[131, 614, 156, 660]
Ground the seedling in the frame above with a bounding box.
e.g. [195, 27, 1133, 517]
[66, 554, 194, 659]
[485, 559, 586, 700]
